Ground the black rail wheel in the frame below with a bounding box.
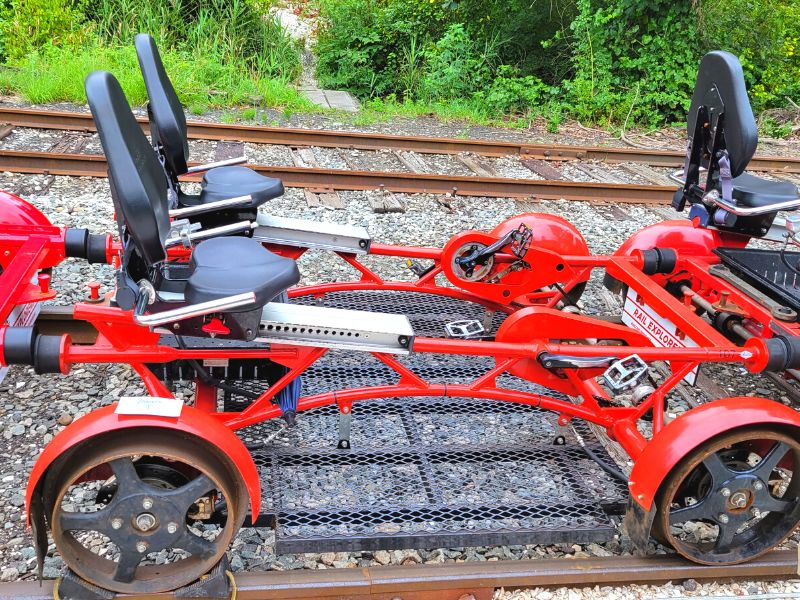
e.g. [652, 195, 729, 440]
[653, 427, 800, 565]
[43, 428, 248, 594]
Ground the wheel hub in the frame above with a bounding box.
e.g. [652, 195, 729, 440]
[134, 512, 157, 532]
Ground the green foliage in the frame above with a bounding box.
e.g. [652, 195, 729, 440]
[562, 0, 701, 127]
[86, 0, 302, 80]
[0, 0, 307, 111]
[0, 0, 89, 60]
[0, 42, 314, 110]
[698, 0, 800, 112]
[315, 0, 449, 97]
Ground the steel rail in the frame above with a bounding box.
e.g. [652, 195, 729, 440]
[0, 550, 795, 599]
[0, 148, 675, 203]
[1, 106, 799, 173]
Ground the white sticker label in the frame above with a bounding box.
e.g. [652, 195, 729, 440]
[622, 288, 699, 386]
[115, 396, 183, 418]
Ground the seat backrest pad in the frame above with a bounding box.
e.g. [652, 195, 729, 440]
[687, 50, 757, 178]
[85, 70, 170, 266]
[135, 33, 190, 175]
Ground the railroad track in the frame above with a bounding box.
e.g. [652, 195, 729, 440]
[0, 550, 795, 599]
[3, 106, 799, 206]
[0, 148, 676, 203]
[2, 106, 799, 172]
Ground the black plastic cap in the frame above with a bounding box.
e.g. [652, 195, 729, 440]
[2, 327, 37, 365]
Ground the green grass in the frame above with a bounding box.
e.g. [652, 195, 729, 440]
[0, 42, 316, 111]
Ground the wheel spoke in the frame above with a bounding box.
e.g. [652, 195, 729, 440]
[751, 441, 792, 480]
[669, 500, 713, 525]
[702, 452, 734, 487]
[109, 457, 142, 497]
[176, 531, 217, 558]
[760, 493, 796, 515]
[164, 474, 215, 510]
[713, 521, 738, 554]
[113, 550, 142, 584]
[59, 510, 109, 535]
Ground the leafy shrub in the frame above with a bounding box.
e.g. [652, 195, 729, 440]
[562, 0, 701, 127]
[315, 0, 449, 98]
[0, 0, 88, 60]
[698, 0, 800, 112]
[418, 24, 500, 101]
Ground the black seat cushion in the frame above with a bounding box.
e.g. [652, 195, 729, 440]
[196, 166, 284, 208]
[186, 236, 299, 306]
[732, 172, 798, 209]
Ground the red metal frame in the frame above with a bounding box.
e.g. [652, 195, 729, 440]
[5, 193, 800, 534]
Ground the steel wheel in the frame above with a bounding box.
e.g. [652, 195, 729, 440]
[654, 427, 800, 564]
[43, 429, 247, 594]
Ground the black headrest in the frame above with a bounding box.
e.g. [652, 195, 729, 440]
[687, 51, 757, 178]
[85, 70, 170, 266]
[135, 33, 189, 176]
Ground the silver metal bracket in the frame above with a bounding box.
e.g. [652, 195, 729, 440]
[256, 302, 414, 354]
[166, 219, 202, 247]
[253, 214, 371, 254]
[602, 354, 649, 392]
[445, 319, 485, 339]
[337, 409, 352, 449]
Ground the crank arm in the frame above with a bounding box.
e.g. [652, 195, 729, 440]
[538, 352, 618, 370]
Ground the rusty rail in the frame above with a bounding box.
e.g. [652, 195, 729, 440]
[0, 148, 675, 203]
[0, 550, 795, 600]
[1, 106, 798, 173]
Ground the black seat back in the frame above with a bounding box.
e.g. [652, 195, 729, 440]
[135, 33, 190, 176]
[86, 70, 170, 267]
[686, 50, 757, 178]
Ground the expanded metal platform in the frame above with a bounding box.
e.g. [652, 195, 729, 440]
[224, 291, 628, 554]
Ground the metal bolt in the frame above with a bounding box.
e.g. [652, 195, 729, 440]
[136, 541, 148, 554]
[111, 517, 123, 530]
[730, 492, 748, 509]
[718, 514, 729, 524]
[135, 513, 156, 532]
[751, 507, 762, 518]
[167, 522, 178, 534]
[142, 497, 154, 510]
[720, 487, 731, 497]
[753, 481, 764, 491]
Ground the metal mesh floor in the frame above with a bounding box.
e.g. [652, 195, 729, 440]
[232, 291, 628, 553]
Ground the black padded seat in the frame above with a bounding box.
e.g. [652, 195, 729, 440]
[135, 33, 284, 208]
[186, 236, 300, 306]
[178, 166, 284, 208]
[732, 172, 799, 209]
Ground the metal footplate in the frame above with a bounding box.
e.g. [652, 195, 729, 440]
[253, 214, 371, 254]
[256, 302, 414, 353]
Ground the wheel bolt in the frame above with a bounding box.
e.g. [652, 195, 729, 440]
[720, 487, 731, 497]
[142, 497, 154, 510]
[167, 522, 178, 534]
[753, 481, 764, 491]
[111, 517, 123, 530]
[718, 514, 729, 524]
[136, 541, 148, 553]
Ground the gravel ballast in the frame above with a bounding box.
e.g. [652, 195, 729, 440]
[0, 103, 799, 596]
